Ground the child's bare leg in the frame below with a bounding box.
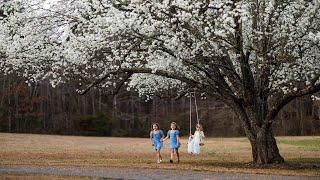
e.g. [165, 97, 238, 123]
[173, 149, 179, 163]
[176, 149, 180, 163]
[159, 151, 162, 161]
[170, 150, 174, 163]
[156, 150, 160, 159]
[156, 150, 160, 163]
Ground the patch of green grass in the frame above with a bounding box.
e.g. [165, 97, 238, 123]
[287, 158, 320, 164]
[278, 139, 320, 147]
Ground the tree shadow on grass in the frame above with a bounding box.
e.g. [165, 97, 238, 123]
[190, 158, 320, 170]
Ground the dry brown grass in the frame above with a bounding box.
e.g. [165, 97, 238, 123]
[0, 133, 319, 176]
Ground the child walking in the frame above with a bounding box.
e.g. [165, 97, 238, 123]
[188, 124, 205, 155]
[163, 122, 181, 163]
[150, 123, 165, 163]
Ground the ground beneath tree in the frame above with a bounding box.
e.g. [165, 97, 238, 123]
[0, 165, 318, 180]
[1, 134, 320, 177]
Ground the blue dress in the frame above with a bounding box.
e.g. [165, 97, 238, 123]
[150, 130, 164, 151]
[167, 130, 180, 150]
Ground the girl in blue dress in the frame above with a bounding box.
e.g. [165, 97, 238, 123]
[150, 123, 165, 163]
[163, 122, 180, 163]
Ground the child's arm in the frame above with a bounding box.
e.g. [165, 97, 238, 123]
[200, 131, 205, 143]
[201, 131, 205, 138]
[162, 136, 169, 141]
[150, 132, 154, 146]
[150, 137, 153, 145]
[160, 130, 165, 141]
[162, 130, 170, 141]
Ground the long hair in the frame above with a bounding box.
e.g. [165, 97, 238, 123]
[151, 122, 160, 130]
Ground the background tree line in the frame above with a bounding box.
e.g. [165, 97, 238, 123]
[1, 74, 320, 137]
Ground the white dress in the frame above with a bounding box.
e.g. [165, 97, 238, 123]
[188, 131, 205, 154]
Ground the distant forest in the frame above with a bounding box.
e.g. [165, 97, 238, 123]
[1, 75, 320, 137]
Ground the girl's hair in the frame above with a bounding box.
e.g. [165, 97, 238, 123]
[170, 122, 179, 130]
[151, 122, 160, 130]
[196, 123, 203, 131]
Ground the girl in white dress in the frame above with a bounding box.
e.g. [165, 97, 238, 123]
[188, 124, 205, 155]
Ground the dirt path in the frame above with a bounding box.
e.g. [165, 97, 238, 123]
[0, 165, 318, 180]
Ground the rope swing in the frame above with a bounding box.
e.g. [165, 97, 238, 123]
[188, 91, 205, 154]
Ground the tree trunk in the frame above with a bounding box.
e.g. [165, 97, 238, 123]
[235, 104, 285, 165]
[299, 99, 304, 136]
[91, 91, 95, 114]
[8, 76, 12, 132]
[98, 90, 102, 112]
[8, 115, 11, 132]
[250, 126, 284, 164]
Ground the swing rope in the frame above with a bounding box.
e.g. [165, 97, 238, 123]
[194, 92, 199, 125]
[189, 92, 192, 135]
[189, 91, 200, 135]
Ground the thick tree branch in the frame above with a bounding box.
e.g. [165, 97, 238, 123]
[266, 74, 320, 125]
[79, 67, 199, 95]
[79, 70, 121, 95]
[232, 1, 256, 106]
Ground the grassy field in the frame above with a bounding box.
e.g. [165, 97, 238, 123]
[0, 133, 319, 176]
[0, 173, 91, 180]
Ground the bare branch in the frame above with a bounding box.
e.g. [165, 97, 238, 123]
[79, 67, 199, 95]
[266, 74, 320, 123]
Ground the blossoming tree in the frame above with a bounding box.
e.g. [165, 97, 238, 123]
[1, 0, 320, 164]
